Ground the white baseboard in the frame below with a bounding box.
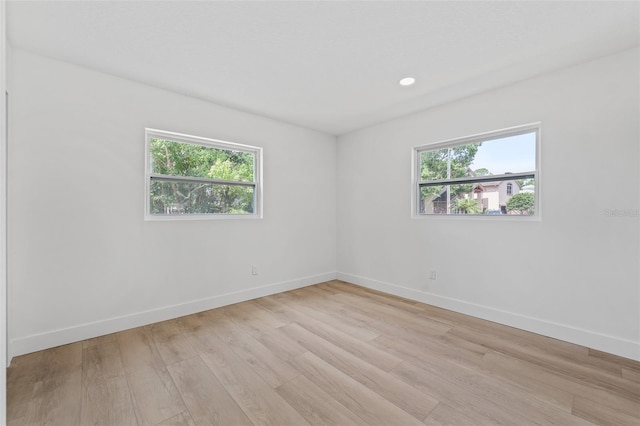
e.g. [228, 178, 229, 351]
[336, 272, 640, 362]
[10, 270, 638, 363]
[9, 271, 336, 362]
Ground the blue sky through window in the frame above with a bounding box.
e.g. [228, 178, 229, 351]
[470, 132, 536, 175]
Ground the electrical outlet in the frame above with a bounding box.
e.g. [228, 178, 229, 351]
[429, 270, 437, 280]
[252, 265, 258, 275]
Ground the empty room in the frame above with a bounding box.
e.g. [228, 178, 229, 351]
[1, 0, 639, 425]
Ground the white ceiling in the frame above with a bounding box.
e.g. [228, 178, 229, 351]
[6, 1, 640, 136]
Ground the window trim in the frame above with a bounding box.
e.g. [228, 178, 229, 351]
[144, 128, 263, 220]
[411, 123, 541, 219]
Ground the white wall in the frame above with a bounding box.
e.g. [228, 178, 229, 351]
[7, 46, 639, 362]
[8, 49, 337, 358]
[1, 1, 8, 420]
[337, 48, 640, 360]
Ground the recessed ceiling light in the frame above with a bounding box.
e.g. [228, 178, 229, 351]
[399, 77, 416, 87]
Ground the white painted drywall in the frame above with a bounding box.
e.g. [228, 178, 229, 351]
[0, 1, 8, 420]
[337, 48, 640, 360]
[7, 49, 337, 358]
[7, 46, 639, 362]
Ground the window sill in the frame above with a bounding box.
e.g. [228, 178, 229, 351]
[144, 213, 263, 221]
[411, 213, 541, 221]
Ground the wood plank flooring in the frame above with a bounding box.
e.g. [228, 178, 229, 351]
[7, 280, 640, 425]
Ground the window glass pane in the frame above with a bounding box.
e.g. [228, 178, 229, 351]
[420, 143, 480, 181]
[469, 132, 536, 176]
[420, 132, 536, 183]
[149, 138, 254, 182]
[150, 180, 254, 215]
[420, 182, 535, 215]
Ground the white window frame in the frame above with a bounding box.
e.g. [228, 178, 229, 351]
[411, 123, 541, 219]
[145, 128, 263, 220]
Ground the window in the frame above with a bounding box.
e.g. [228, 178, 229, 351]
[145, 129, 262, 219]
[413, 123, 539, 217]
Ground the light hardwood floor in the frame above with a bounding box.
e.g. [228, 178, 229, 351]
[7, 280, 640, 425]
